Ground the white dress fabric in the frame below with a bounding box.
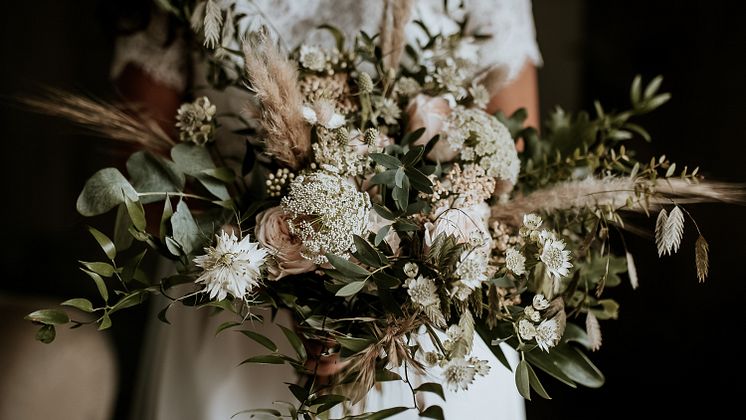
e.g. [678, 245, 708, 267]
[116, 2, 541, 419]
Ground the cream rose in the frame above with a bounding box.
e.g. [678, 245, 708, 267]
[255, 206, 316, 280]
[406, 94, 457, 162]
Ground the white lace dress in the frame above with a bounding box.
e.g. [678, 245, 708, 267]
[114, 1, 541, 419]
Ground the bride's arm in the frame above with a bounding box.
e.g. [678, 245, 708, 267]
[485, 63, 539, 152]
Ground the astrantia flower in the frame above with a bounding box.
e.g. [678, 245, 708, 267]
[470, 357, 491, 376]
[442, 357, 477, 392]
[403, 262, 419, 278]
[518, 319, 537, 340]
[299, 44, 326, 72]
[375, 97, 402, 125]
[405, 275, 439, 308]
[455, 250, 489, 290]
[194, 231, 268, 301]
[176, 96, 217, 145]
[532, 294, 550, 310]
[524, 306, 541, 322]
[540, 237, 573, 279]
[505, 247, 526, 276]
[522, 213, 543, 230]
[535, 317, 562, 352]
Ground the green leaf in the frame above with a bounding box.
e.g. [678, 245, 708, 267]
[549, 345, 605, 388]
[25, 309, 69, 325]
[98, 313, 112, 330]
[113, 204, 133, 251]
[524, 350, 577, 388]
[79, 261, 116, 277]
[81, 268, 108, 302]
[121, 249, 148, 284]
[36, 325, 56, 343]
[405, 167, 433, 193]
[374, 225, 391, 246]
[239, 354, 287, 365]
[171, 200, 202, 255]
[527, 362, 551, 399]
[395, 167, 406, 188]
[230, 409, 283, 419]
[76, 168, 139, 216]
[375, 369, 403, 381]
[419, 405, 444, 420]
[335, 280, 367, 297]
[644, 75, 663, 99]
[392, 176, 410, 211]
[369, 169, 397, 186]
[370, 153, 402, 169]
[87, 226, 116, 259]
[238, 330, 278, 352]
[630, 75, 642, 105]
[362, 407, 410, 420]
[337, 336, 373, 353]
[401, 127, 426, 147]
[125, 195, 147, 232]
[279, 325, 307, 360]
[157, 304, 172, 324]
[401, 145, 425, 166]
[287, 383, 309, 403]
[171, 143, 215, 175]
[200, 167, 235, 183]
[414, 382, 445, 401]
[61, 298, 94, 313]
[372, 203, 399, 220]
[515, 359, 531, 400]
[325, 254, 370, 279]
[353, 235, 387, 267]
[109, 291, 147, 314]
[215, 321, 241, 336]
[126, 151, 184, 202]
[317, 24, 346, 50]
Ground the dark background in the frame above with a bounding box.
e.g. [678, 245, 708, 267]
[1, 1, 744, 419]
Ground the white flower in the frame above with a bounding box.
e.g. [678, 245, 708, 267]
[424, 203, 491, 251]
[523, 213, 543, 230]
[405, 275, 439, 308]
[532, 294, 550, 311]
[540, 237, 573, 279]
[299, 44, 326, 72]
[375, 97, 402, 125]
[194, 231, 268, 301]
[518, 319, 537, 340]
[423, 351, 441, 366]
[176, 96, 217, 145]
[455, 250, 489, 291]
[442, 358, 477, 392]
[535, 317, 562, 352]
[281, 171, 370, 264]
[403, 262, 419, 278]
[505, 247, 526, 276]
[524, 306, 541, 323]
[302, 100, 345, 129]
[470, 357, 491, 376]
[469, 83, 490, 109]
[537, 229, 557, 245]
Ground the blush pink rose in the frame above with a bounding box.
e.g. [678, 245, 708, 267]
[406, 94, 457, 162]
[255, 206, 316, 280]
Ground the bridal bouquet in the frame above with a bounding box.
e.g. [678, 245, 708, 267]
[25, 2, 741, 418]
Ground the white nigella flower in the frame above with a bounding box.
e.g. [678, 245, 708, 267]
[302, 99, 345, 129]
[299, 44, 326, 72]
[524, 306, 541, 323]
[540, 237, 573, 279]
[194, 231, 269, 301]
[518, 319, 537, 340]
[535, 317, 562, 352]
[532, 294, 550, 310]
[405, 275, 439, 308]
[505, 247, 526, 276]
[442, 357, 477, 392]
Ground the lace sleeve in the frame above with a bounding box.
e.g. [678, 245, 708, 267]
[110, 13, 188, 91]
[465, 0, 542, 82]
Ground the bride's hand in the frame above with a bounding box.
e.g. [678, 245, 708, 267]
[303, 337, 349, 378]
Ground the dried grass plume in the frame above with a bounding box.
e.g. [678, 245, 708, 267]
[243, 33, 311, 170]
[380, 0, 414, 71]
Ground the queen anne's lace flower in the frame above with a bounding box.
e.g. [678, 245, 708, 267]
[176, 97, 217, 145]
[281, 171, 370, 264]
[194, 231, 268, 301]
[540, 237, 573, 279]
[441, 107, 520, 184]
[505, 247, 526, 276]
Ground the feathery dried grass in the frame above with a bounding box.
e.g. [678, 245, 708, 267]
[380, 0, 414, 71]
[491, 177, 745, 225]
[20, 89, 174, 152]
[243, 34, 311, 170]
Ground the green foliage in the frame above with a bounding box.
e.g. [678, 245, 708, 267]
[76, 168, 139, 216]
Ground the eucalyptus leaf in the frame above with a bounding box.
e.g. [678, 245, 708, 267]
[126, 151, 184, 203]
[125, 195, 147, 232]
[171, 200, 202, 255]
[515, 359, 531, 400]
[113, 204, 133, 251]
[335, 280, 367, 297]
[370, 153, 402, 169]
[76, 168, 139, 216]
[325, 254, 370, 279]
[87, 226, 116, 260]
[25, 309, 69, 325]
[353, 235, 387, 267]
[61, 298, 94, 313]
[36, 325, 56, 343]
